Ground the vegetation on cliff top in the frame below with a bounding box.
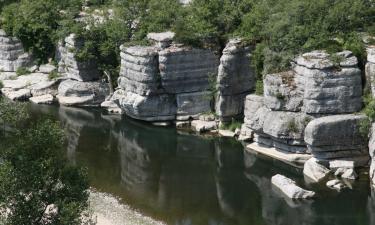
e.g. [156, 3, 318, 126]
[0, 0, 373, 85]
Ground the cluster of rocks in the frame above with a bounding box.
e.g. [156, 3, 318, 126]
[242, 50, 369, 182]
[0, 29, 32, 72]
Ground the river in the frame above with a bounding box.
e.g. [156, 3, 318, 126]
[28, 104, 374, 225]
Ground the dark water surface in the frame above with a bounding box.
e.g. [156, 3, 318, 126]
[28, 104, 375, 225]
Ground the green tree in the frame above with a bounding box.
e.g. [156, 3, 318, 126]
[0, 99, 89, 225]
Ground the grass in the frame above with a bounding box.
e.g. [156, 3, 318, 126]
[16, 67, 31, 76]
[287, 119, 299, 133]
[220, 119, 242, 132]
[48, 71, 60, 80]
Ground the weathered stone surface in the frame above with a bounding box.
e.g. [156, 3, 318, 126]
[326, 179, 346, 191]
[264, 71, 303, 112]
[147, 31, 175, 48]
[263, 111, 312, 144]
[191, 120, 217, 133]
[341, 168, 358, 180]
[244, 94, 269, 133]
[271, 174, 315, 199]
[29, 94, 54, 104]
[305, 114, 367, 148]
[0, 29, 32, 72]
[294, 50, 362, 114]
[56, 34, 100, 81]
[303, 158, 330, 182]
[2, 88, 31, 101]
[218, 129, 236, 138]
[215, 39, 255, 121]
[57, 79, 109, 106]
[176, 91, 211, 120]
[159, 47, 218, 94]
[38, 64, 56, 74]
[368, 46, 375, 64]
[117, 91, 176, 121]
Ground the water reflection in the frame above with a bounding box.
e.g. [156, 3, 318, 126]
[28, 104, 375, 225]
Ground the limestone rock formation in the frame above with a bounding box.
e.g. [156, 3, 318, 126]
[370, 123, 375, 184]
[57, 79, 109, 107]
[56, 34, 100, 81]
[215, 39, 255, 122]
[294, 50, 362, 114]
[0, 30, 31, 72]
[303, 158, 330, 182]
[271, 174, 315, 199]
[115, 41, 219, 122]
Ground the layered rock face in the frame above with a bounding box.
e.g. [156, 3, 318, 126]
[114, 42, 219, 122]
[56, 34, 100, 82]
[215, 39, 255, 122]
[55, 33, 109, 107]
[0, 29, 31, 72]
[243, 50, 367, 169]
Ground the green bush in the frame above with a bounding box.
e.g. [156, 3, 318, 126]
[15, 67, 30, 76]
[48, 70, 60, 80]
[221, 119, 242, 132]
[0, 80, 3, 89]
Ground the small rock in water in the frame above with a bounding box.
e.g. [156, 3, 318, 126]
[326, 179, 346, 191]
[175, 121, 190, 129]
[303, 158, 330, 182]
[334, 167, 347, 176]
[271, 174, 315, 199]
[341, 168, 358, 180]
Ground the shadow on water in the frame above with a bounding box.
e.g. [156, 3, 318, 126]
[27, 104, 375, 225]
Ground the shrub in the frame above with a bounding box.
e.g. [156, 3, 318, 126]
[0, 80, 3, 89]
[48, 71, 60, 80]
[221, 119, 242, 132]
[15, 67, 30, 76]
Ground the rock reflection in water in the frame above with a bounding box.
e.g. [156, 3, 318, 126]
[27, 104, 375, 225]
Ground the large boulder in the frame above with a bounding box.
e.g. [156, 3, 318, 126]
[0, 29, 32, 72]
[215, 39, 255, 121]
[294, 50, 362, 114]
[264, 71, 304, 112]
[304, 114, 369, 161]
[158, 47, 218, 94]
[57, 79, 109, 106]
[56, 34, 100, 81]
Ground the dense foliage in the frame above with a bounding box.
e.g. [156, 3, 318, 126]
[0, 99, 89, 225]
[0, 0, 374, 87]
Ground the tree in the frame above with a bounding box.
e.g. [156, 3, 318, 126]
[0, 98, 89, 225]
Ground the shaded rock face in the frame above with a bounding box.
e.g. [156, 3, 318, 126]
[215, 39, 255, 121]
[56, 34, 100, 82]
[57, 79, 109, 107]
[0, 29, 31, 72]
[295, 50, 362, 114]
[114, 44, 219, 121]
[304, 114, 369, 163]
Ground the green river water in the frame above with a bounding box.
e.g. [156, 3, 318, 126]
[28, 104, 374, 225]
